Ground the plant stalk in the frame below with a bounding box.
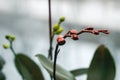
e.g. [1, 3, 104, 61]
[48, 0, 53, 60]
[48, 0, 53, 80]
[53, 44, 59, 80]
[10, 41, 16, 56]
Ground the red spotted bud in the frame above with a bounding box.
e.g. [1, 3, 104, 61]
[57, 35, 66, 45]
[70, 29, 78, 34]
[71, 34, 79, 40]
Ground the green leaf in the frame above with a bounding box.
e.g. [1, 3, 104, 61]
[15, 53, 44, 80]
[0, 71, 6, 80]
[87, 45, 116, 80]
[36, 54, 75, 80]
[70, 68, 88, 76]
[0, 56, 5, 70]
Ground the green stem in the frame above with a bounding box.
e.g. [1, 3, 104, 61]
[10, 41, 16, 56]
[9, 41, 24, 80]
[53, 44, 59, 80]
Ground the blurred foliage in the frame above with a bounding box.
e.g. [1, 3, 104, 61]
[87, 45, 116, 80]
[14, 53, 44, 80]
[0, 71, 6, 80]
[1, 40, 116, 80]
[70, 68, 88, 76]
[36, 54, 75, 80]
[35, 45, 116, 80]
[0, 56, 6, 80]
[0, 56, 5, 70]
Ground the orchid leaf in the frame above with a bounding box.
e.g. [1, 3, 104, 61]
[70, 68, 88, 76]
[36, 54, 75, 80]
[15, 53, 44, 80]
[87, 45, 116, 80]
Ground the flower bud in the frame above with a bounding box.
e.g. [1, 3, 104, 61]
[101, 30, 109, 34]
[85, 27, 94, 30]
[57, 35, 66, 45]
[70, 29, 78, 34]
[59, 16, 65, 23]
[10, 35, 15, 41]
[103, 31, 109, 34]
[5, 35, 10, 40]
[3, 43, 9, 49]
[93, 30, 99, 35]
[53, 23, 60, 31]
[54, 27, 63, 35]
[71, 34, 79, 40]
[5, 34, 15, 42]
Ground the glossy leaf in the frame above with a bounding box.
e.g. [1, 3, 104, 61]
[36, 54, 75, 80]
[15, 53, 44, 80]
[0, 56, 5, 70]
[70, 68, 88, 76]
[87, 45, 116, 80]
[0, 71, 6, 80]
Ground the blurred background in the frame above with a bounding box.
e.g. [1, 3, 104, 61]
[0, 0, 120, 80]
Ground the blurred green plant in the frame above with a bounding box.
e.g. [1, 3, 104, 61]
[1, 0, 116, 80]
[87, 45, 116, 80]
[0, 56, 6, 80]
[3, 34, 44, 80]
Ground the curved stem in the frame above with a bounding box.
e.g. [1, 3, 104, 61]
[53, 44, 59, 80]
[9, 41, 24, 80]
